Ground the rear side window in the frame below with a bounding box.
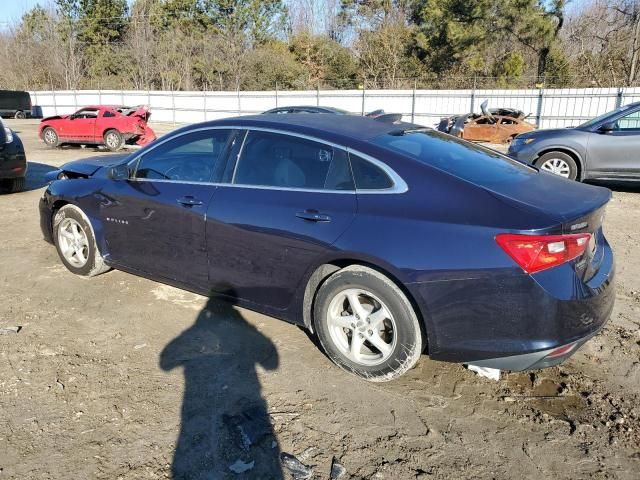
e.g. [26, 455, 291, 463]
[349, 154, 393, 190]
[371, 130, 535, 186]
[134, 129, 232, 183]
[233, 131, 354, 190]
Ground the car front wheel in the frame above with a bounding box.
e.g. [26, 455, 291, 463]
[53, 205, 111, 277]
[535, 152, 578, 180]
[42, 127, 59, 148]
[313, 265, 424, 382]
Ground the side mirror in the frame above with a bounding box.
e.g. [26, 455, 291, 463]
[599, 122, 616, 133]
[109, 164, 130, 181]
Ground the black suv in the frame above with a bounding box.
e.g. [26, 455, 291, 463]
[0, 118, 27, 192]
[0, 90, 32, 119]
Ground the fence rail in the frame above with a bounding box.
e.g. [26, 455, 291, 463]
[30, 87, 640, 129]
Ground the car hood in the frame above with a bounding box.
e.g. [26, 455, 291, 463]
[484, 170, 611, 225]
[41, 114, 70, 122]
[60, 154, 130, 176]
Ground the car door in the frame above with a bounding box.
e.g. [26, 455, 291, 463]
[64, 108, 98, 141]
[98, 128, 235, 286]
[587, 107, 640, 178]
[205, 129, 357, 310]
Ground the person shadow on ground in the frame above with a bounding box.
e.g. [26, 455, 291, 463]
[160, 294, 283, 479]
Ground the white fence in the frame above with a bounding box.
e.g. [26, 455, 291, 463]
[30, 87, 640, 129]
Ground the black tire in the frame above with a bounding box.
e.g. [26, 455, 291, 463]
[42, 127, 59, 148]
[6, 177, 25, 193]
[104, 129, 123, 152]
[53, 205, 111, 277]
[14, 111, 26, 119]
[535, 151, 578, 181]
[313, 265, 424, 382]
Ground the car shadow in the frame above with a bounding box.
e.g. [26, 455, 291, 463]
[160, 294, 283, 479]
[0, 161, 57, 194]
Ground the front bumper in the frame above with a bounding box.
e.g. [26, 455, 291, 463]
[507, 142, 537, 165]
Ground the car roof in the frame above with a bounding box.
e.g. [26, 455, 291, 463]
[203, 114, 417, 143]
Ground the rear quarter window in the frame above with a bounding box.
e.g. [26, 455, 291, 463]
[349, 154, 393, 189]
[371, 130, 535, 187]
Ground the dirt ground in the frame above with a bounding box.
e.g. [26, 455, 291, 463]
[1, 119, 639, 480]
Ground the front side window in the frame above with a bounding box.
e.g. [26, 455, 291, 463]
[615, 109, 640, 131]
[134, 129, 232, 183]
[233, 131, 354, 190]
[73, 109, 99, 119]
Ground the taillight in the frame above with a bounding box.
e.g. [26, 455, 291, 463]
[496, 233, 591, 274]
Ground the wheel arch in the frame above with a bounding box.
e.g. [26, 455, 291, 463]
[300, 257, 432, 354]
[535, 147, 585, 180]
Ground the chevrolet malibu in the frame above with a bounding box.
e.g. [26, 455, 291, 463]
[39, 114, 615, 381]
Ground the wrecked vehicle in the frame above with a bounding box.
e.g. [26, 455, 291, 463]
[39, 105, 156, 152]
[438, 101, 535, 144]
[40, 114, 614, 382]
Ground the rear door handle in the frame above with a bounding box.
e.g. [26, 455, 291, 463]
[177, 196, 204, 207]
[296, 211, 331, 222]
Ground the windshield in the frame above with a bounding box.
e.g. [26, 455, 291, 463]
[371, 129, 536, 187]
[578, 104, 635, 129]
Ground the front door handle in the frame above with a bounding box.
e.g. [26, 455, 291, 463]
[177, 196, 204, 207]
[296, 210, 331, 222]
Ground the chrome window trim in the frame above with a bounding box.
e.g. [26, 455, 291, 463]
[126, 124, 408, 194]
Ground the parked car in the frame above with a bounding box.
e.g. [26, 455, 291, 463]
[0, 90, 32, 119]
[40, 114, 614, 381]
[509, 101, 640, 181]
[0, 117, 27, 192]
[438, 101, 536, 144]
[263, 105, 387, 118]
[38, 105, 156, 151]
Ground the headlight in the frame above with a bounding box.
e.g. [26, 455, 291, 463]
[4, 127, 13, 143]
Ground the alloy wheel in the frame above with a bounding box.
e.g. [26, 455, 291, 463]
[57, 218, 90, 268]
[326, 288, 397, 366]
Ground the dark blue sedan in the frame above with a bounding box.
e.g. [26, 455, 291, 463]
[39, 114, 615, 381]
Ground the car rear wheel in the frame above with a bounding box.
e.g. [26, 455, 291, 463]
[104, 129, 124, 152]
[42, 127, 59, 148]
[313, 265, 424, 382]
[535, 152, 578, 180]
[14, 111, 26, 119]
[53, 205, 111, 277]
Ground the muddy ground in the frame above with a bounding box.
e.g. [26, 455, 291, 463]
[1, 119, 638, 479]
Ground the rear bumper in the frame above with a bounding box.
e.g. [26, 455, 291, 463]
[465, 323, 606, 371]
[0, 142, 27, 179]
[413, 238, 615, 370]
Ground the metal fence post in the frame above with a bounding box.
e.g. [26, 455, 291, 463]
[470, 75, 477, 113]
[237, 88, 241, 115]
[411, 79, 417, 123]
[203, 90, 207, 122]
[172, 90, 176, 125]
[536, 88, 545, 128]
[275, 82, 279, 107]
[316, 83, 320, 106]
[52, 89, 57, 115]
[616, 87, 624, 108]
[361, 80, 366, 116]
[98, 89, 102, 105]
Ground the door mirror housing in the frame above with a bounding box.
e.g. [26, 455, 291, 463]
[599, 122, 616, 133]
[109, 164, 131, 181]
